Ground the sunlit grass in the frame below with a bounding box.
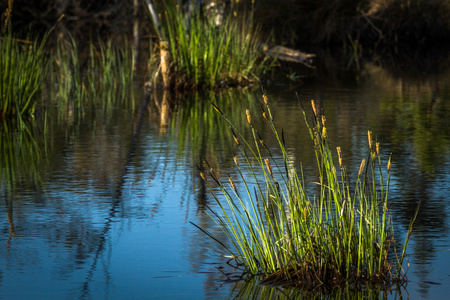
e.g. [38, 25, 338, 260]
[51, 36, 135, 119]
[155, 0, 274, 89]
[194, 93, 418, 290]
[0, 30, 49, 121]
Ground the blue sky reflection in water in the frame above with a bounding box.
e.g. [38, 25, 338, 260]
[0, 116, 236, 299]
[1, 62, 450, 299]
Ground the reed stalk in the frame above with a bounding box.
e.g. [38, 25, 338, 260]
[0, 30, 49, 120]
[195, 93, 417, 290]
[51, 36, 134, 118]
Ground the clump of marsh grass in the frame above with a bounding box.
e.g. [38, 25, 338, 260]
[0, 30, 49, 120]
[151, 0, 274, 89]
[51, 36, 134, 118]
[194, 93, 418, 291]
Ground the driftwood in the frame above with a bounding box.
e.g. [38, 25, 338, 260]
[261, 43, 316, 69]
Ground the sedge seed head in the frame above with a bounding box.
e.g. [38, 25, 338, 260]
[229, 176, 236, 191]
[322, 126, 327, 139]
[200, 172, 207, 181]
[246, 109, 252, 125]
[368, 130, 373, 151]
[233, 134, 240, 146]
[358, 159, 366, 176]
[376, 142, 380, 155]
[265, 158, 273, 176]
[387, 156, 392, 172]
[233, 156, 239, 166]
[337, 147, 343, 167]
[311, 100, 317, 117]
[263, 94, 268, 104]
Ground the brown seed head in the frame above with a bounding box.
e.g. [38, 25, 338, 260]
[200, 172, 207, 182]
[265, 158, 273, 176]
[321, 115, 326, 126]
[311, 100, 317, 117]
[246, 109, 252, 125]
[337, 147, 343, 167]
[229, 176, 237, 191]
[358, 159, 366, 176]
[387, 156, 392, 172]
[376, 142, 380, 156]
[368, 130, 373, 151]
[233, 134, 240, 146]
[263, 94, 269, 104]
[233, 156, 239, 166]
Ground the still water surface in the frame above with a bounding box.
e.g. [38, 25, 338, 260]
[1, 63, 450, 299]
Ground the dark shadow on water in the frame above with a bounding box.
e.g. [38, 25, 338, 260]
[80, 88, 151, 298]
[225, 276, 409, 300]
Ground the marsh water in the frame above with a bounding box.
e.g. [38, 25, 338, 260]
[1, 60, 450, 299]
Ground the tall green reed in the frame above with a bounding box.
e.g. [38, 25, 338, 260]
[156, 0, 274, 89]
[195, 93, 417, 290]
[0, 30, 49, 120]
[51, 36, 135, 119]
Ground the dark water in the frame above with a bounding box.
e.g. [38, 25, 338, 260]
[1, 62, 450, 299]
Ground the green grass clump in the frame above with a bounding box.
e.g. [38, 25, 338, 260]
[0, 30, 49, 120]
[155, 1, 274, 89]
[194, 94, 418, 290]
[51, 36, 134, 118]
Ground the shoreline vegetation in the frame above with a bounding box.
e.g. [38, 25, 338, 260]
[1, 0, 450, 101]
[145, 0, 276, 90]
[0, 29, 134, 122]
[194, 94, 419, 291]
[2, 1, 450, 78]
[3, 0, 450, 49]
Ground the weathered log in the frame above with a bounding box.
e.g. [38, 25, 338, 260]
[262, 43, 316, 69]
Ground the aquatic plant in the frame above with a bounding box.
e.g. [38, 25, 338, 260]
[152, 0, 274, 89]
[0, 30, 49, 120]
[170, 88, 262, 167]
[194, 93, 418, 290]
[51, 36, 135, 119]
[0, 119, 49, 192]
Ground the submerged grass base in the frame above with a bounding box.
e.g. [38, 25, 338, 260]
[195, 93, 418, 291]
